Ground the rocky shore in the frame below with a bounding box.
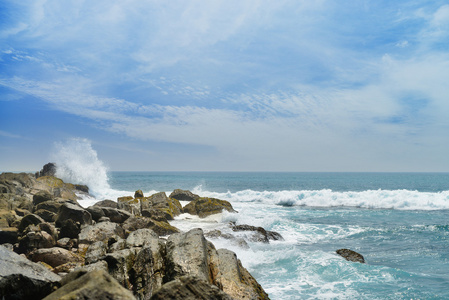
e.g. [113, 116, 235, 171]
[0, 165, 276, 300]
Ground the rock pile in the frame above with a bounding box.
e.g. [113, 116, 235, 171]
[0, 168, 272, 299]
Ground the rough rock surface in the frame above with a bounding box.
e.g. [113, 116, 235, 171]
[183, 197, 236, 218]
[43, 269, 136, 300]
[56, 203, 92, 227]
[336, 249, 365, 263]
[169, 189, 200, 202]
[30, 247, 84, 268]
[231, 224, 284, 243]
[150, 275, 232, 300]
[0, 245, 61, 300]
[79, 221, 126, 245]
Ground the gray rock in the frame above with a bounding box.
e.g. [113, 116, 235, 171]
[79, 221, 125, 245]
[169, 189, 200, 201]
[18, 213, 45, 233]
[18, 230, 55, 253]
[86, 205, 105, 222]
[29, 247, 84, 268]
[93, 199, 118, 208]
[0, 245, 61, 300]
[165, 228, 211, 283]
[150, 276, 232, 300]
[231, 224, 283, 243]
[126, 228, 158, 248]
[101, 207, 131, 223]
[183, 197, 236, 218]
[55, 203, 92, 227]
[85, 241, 108, 265]
[122, 216, 179, 236]
[104, 248, 139, 289]
[32, 190, 54, 206]
[43, 269, 135, 300]
[336, 249, 365, 263]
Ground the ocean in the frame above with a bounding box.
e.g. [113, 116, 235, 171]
[67, 170, 449, 299]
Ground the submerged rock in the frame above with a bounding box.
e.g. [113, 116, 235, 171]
[336, 249, 365, 263]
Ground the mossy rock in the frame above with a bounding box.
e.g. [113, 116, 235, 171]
[117, 196, 134, 203]
[183, 197, 236, 218]
[149, 219, 180, 236]
[36, 176, 65, 188]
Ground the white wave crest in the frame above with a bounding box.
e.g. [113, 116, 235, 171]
[50, 138, 111, 197]
[194, 188, 449, 210]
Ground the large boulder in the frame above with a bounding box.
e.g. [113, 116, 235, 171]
[122, 216, 179, 236]
[36, 176, 78, 201]
[183, 197, 236, 218]
[18, 213, 45, 233]
[104, 248, 139, 289]
[29, 247, 84, 268]
[169, 189, 200, 202]
[43, 269, 135, 300]
[78, 221, 125, 246]
[141, 192, 182, 220]
[165, 228, 211, 283]
[150, 276, 232, 300]
[100, 207, 131, 223]
[36, 163, 57, 178]
[93, 199, 118, 208]
[55, 203, 92, 227]
[0, 245, 61, 300]
[32, 190, 54, 206]
[336, 249, 365, 263]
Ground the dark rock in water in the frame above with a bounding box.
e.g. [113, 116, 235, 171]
[43, 269, 135, 300]
[231, 223, 284, 243]
[336, 249, 365, 263]
[169, 189, 200, 201]
[183, 197, 236, 218]
[134, 189, 144, 198]
[37, 163, 57, 178]
[150, 275, 232, 300]
[55, 203, 92, 227]
[93, 199, 118, 209]
[0, 245, 61, 300]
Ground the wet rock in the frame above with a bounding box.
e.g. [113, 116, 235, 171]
[0, 245, 61, 300]
[29, 247, 84, 268]
[150, 275, 232, 300]
[205, 230, 250, 249]
[43, 269, 135, 300]
[231, 224, 283, 243]
[169, 189, 200, 202]
[55, 203, 92, 227]
[183, 197, 236, 218]
[100, 207, 131, 223]
[336, 249, 365, 263]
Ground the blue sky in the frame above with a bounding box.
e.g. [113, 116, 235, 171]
[1, 0, 449, 172]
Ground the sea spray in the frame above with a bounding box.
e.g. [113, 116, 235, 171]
[50, 138, 111, 197]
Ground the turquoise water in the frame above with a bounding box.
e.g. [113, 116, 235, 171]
[89, 172, 449, 299]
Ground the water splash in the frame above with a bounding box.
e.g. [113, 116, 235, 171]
[50, 138, 111, 197]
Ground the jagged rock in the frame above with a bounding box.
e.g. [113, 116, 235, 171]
[59, 219, 81, 239]
[18, 230, 55, 253]
[126, 228, 158, 248]
[34, 209, 56, 222]
[183, 197, 236, 218]
[37, 163, 57, 178]
[100, 207, 131, 223]
[205, 230, 250, 249]
[39, 222, 58, 241]
[165, 228, 211, 283]
[74, 184, 89, 194]
[36, 176, 78, 201]
[129, 235, 166, 298]
[0, 245, 61, 300]
[141, 208, 169, 222]
[122, 216, 179, 236]
[18, 213, 45, 233]
[231, 224, 283, 243]
[43, 269, 135, 300]
[0, 173, 35, 195]
[134, 190, 144, 198]
[104, 248, 139, 289]
[118, 197, 141, 216]
[169, 189, 200, 202]
[32, 190, 54, 206]
[86, 206, 106, 222]
[29, 247, 84, 268]
[56, 237, 77, 249]
[93, 199, 119, 208]
[213, 248, 269, 300]
[141, 192, 183, 220]
[35, 200, 62, 214]
[150, 275, 232, 300]
[85, 241, 108, 265]
[55, 203, 92, 227]
[336, 249, 365, 263]
[78, 221, 125, 246]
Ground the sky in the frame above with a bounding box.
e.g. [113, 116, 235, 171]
[1, 0, 449, 172]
